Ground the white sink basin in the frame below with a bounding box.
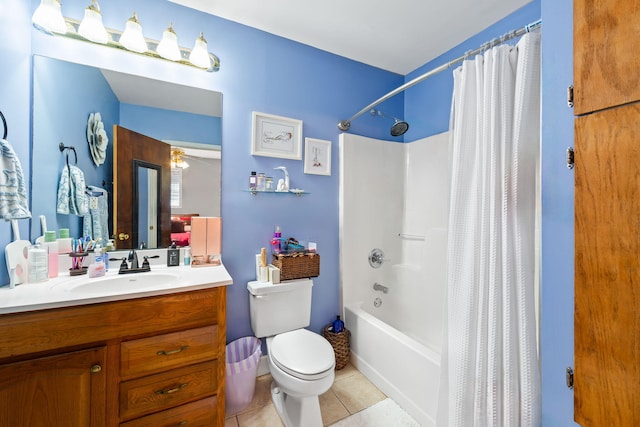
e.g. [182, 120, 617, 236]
[66, 272, 179, 294]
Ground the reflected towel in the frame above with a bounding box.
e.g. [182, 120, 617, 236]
[56, 165, 88, 216]
[83, 186, 109, 242]
[0, 138, 31, 220]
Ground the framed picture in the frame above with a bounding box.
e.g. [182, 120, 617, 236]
[251, 112, 303, 160]
[304, 138, 331, 176]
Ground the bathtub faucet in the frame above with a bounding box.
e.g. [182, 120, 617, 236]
[373, 282, 389, 294]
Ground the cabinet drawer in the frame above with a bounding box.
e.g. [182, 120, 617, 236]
[121, 325, 218, 379]
[120, 361, 217, 421]
[120, 396, 217, 427]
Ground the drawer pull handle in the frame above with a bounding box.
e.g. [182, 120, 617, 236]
[90, 364, 102, 373]
[157, 345, 189, 356]
[155, 382, 188, 395]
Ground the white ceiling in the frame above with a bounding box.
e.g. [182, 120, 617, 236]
[170, 0, 532, 75]
[100, 69, 223, 117]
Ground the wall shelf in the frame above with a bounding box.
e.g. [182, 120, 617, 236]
[246, 190, 308, 197]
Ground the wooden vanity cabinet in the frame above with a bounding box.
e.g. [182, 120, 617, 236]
[0, 286, 227, 427]
[0, 346, 107, 427]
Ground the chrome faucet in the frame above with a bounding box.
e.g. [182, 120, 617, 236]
[373, 282, 389, 293]
[128, 249, 139, 269]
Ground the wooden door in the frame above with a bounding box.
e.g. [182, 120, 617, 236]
[574, 103, 640, 426]
[573, 0, 640, 115]
[113, 125, 171, 249]
[0, 347, 107, 427]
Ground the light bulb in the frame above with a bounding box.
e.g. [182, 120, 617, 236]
[78, 0, 108, 44]
[156, 23, 181, 61]
[119, 12, 147, 53]
[189, 32, 211, 69]
[32, 0, 67, 35]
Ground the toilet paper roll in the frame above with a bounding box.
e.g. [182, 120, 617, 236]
[259, 266, 268, 282]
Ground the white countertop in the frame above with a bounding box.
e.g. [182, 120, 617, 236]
[0, 263, 233, 315]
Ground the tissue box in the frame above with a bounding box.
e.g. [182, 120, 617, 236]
[268, 264, 280, 284]
[272, 252, 319, 281]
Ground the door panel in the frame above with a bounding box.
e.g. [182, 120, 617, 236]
[0, 347, 107, 427]
[573, 0, 640, 115]
[574, 103, 640, 426]
[114, 126, 171, 249]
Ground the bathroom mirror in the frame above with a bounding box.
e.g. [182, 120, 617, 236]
[30, 56, 222, 248]
[133, 161, 161, 249]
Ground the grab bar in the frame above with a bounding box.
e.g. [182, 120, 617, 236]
[373, 282, 389, 294]
[398, 232, 425, 241]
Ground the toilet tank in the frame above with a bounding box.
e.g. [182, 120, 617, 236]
[247, 279, 313, 338]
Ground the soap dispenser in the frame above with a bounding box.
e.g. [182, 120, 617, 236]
[167, 241, 180, 266]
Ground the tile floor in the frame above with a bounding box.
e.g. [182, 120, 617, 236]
[225, 364, 390, 427]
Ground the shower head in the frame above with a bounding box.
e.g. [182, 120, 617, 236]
[370, 109, 409, 137]
[390, 120, 409, 137]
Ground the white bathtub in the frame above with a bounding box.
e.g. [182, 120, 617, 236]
[345, 303, 440, 427]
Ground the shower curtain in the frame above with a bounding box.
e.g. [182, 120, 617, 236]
[438, 32, 541, 426]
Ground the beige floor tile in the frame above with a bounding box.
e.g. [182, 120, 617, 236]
[225, 416, 239, 427]
[331, 371, 387, 414]
[320, 389, 351, 426]
[237, 402, 285, 427]
[333, 363, 358, 381]
[235, 374, 274, 416]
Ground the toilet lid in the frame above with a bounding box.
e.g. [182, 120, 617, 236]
[270, 329, 335, 380]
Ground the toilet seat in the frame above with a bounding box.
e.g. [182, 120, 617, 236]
[270, 329, 335, 381]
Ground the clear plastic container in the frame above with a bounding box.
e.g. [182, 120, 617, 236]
[257, 173, 266, 191]
[28, 244, 48, 283]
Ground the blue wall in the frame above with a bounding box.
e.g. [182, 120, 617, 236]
[404, 1, 542, 136]
[31, 55, 119, 239]
[0, 0, 577, 424]
[540, 0, 577, 425]
[119, 104, 221, 147]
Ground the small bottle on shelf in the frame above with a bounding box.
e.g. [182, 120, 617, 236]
[257, 173, 266, 191]
[249, 171, 257, 190]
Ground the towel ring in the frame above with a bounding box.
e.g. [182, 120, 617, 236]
[0, 110, 7, 139]
[59, 142, 77, 170]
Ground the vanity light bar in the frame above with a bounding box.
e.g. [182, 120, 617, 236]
[35, 16, 221, 72]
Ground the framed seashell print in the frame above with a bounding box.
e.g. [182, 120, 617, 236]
[251, 111, 302, 160]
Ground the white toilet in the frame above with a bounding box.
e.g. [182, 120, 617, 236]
[248, 279, 335, 427]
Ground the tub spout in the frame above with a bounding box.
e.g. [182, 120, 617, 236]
[373, 282, 389, 293]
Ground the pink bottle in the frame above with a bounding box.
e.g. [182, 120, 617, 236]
[43, 231, 59, 278]
[271, 226, 282, 254]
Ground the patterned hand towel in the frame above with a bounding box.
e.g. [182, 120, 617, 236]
[0, 138, 31, 220]
[83, 186, 109, 242]
[56, 164, 88, 216]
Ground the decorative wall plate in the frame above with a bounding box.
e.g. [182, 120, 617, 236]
[87, 112, 108, 166]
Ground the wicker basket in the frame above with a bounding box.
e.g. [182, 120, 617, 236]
[272, 252, 320, 281]
[322, 325, 350, 370]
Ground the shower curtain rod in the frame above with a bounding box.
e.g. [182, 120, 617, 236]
[337, 19, 542, 132]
